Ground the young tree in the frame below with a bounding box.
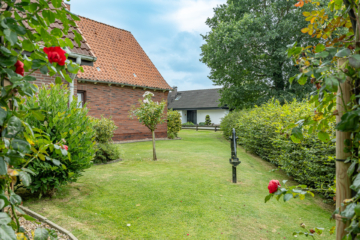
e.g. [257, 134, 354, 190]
[200, 0, 322, 109]
[205, 115, 211, 126]
[129, 92, 167, 160]
[0, 0, 83, 238]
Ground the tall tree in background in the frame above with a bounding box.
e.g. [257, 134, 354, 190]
[200, 0, 323, 109]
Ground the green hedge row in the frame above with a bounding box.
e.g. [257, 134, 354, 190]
[221, 100, 335, 198]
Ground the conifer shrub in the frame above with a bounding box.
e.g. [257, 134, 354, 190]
[221, 100, 335, 199]
[205, 115, 211, 125]
[167, 109, 182, 139]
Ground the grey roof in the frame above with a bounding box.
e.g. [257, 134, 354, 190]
[167, 88, 228, 109]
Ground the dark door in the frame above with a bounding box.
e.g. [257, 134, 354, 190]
[187, 110, 197, 124]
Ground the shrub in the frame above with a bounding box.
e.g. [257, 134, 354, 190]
[92, 116, 120, 163]
[24, 84, 96, 196]
[182, 122, 195, 126]
[221, 99, 335, 199]
[205, 115, 211, 125]
[199, 122, 206, 126]
[167, 109, 182, 139]
[93, 116, 118, 143]
[94, 143, 122, 164]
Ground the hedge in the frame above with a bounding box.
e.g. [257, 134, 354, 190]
[221, 100, 335, 198]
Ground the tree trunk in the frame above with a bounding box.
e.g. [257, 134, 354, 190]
[152, 130, 157, 161]
[336, 59, 352, 240]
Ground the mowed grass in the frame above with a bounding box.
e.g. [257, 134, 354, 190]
[23, 130, 335, 239]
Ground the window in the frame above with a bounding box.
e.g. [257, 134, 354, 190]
[77, 91, 86, 108]
[175, 95, 181, 100]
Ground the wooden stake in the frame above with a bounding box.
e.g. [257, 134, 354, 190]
[336, 59, 352, 240]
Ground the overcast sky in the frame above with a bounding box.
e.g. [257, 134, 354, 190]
[68, 0, 226, 91]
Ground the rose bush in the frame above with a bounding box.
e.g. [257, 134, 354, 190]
[43, 46, 67, 66]
[268, 180, 280, 194]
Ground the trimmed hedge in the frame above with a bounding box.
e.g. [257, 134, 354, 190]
[221, 100, 335, 198]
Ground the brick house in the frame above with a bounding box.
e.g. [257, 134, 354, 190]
[31, 4, 172, 141]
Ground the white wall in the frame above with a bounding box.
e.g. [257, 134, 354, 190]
[177, 110, 187, 123]
[197, 109, 229, 125]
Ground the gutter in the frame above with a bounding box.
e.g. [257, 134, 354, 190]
[65, 48, 97, 62]
[77, 78, 172, 92]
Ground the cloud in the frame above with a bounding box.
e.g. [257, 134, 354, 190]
[163, 0, 226, 33]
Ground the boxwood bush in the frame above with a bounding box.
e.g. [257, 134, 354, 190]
[221, 100, 335, 199]
[167, 109, 181, 139]
[23, 84, 96, 197]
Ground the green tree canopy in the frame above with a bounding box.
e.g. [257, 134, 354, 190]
[200, 0, 322, 109]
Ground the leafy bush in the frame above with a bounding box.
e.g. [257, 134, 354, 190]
[92, 116, 120, 163]
[199, 122, 206, 126]
[205, 115, 211, 125]
[221, 99, 335, 199]
[182, 122, 195, 126]
[94, 143, 121, 164]
[24, 84, 96, 196]
[93, 116, 118, 143]
[167, 109, 181, 139]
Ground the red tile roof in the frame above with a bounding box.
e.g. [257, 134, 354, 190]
[1, 1, 95, 59]
[76, 16, 171, 90]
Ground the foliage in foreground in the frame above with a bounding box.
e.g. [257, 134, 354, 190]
[167, 109, 181, 139]
[24, 84, 96, 196]
[129, 92, 167, 160]
[93, 116, 121, 164]
[201, 0, 321, 109]
[221, 100, 335, 199]
[0, 0, 84, 238]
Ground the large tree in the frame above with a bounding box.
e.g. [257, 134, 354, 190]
[200, 0, 322, 109]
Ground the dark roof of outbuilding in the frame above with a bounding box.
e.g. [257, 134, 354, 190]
[168, 88, 227, 109]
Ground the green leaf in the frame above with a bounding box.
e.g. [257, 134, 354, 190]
[50, 28, 63, 38]
[0, 224, 16, 240]
[349, 54, 360, 69]
[351, 173, 360, 191]
[335, 48, 351, 57]
[315, 44, 325, 53]
[0, 55, 17, 67]
[264, 194, 272, 203]
[348, 161, 357, 177]
[354, 204, 360, 217]
[291, 127, 303, 140]
[325, 76, 338, 92]
[40, 65, 49, 75]
[0, 46, 11, 56]
[336, 109, 360, 132]
[11, 139, 31, 153]
[3, 29, 18, 46]
[318, 131, 330, 142]
[22, 39, 34, 52]
[32, 59, 47, 69]
[7, 23, 26, 35]
[0, 107, 7, 126]
[0, 157, 7, 176]
[341, 202, 356, 219]
[34, 228, 49, 240]
[55, 76, 62, 84]
[31, 110, 45, 121]
[0, 199, 5, 210]
[52, 159, 61, 166]
[23, 214, 37, 222]
[64, 38, 74, 49]
[19, 171, 31, 186]
[315, 51, 329, 58]
[284, 193, 293, 202]
[24, 75, 36, 81]
[73, 30, 83, 47]
[298, 76, 307, 85]
[0, 212, 11, 225]
[9, 193, 21, 206]
[5, 116, 22, 138]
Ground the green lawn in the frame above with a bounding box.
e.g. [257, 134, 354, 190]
[23, 130, 335, 239]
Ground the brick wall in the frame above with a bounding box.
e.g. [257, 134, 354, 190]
[77, 81, 168, 141]
[30, 72, 169, 141]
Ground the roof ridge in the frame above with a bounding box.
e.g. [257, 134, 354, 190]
[78, 15, 131, 33]
[176, 88, 222, 92]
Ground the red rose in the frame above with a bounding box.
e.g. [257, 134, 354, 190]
[61, 145, 68, 151]
[14, 60, 24, 76]
[268, 180, 281, 194]
[43, 46, 66, 66]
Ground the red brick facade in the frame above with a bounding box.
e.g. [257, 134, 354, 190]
[31, 72, 169, 141]
[77, 80, 168, 141]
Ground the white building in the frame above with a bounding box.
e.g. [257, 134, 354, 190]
[167, 88, 229, 125]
